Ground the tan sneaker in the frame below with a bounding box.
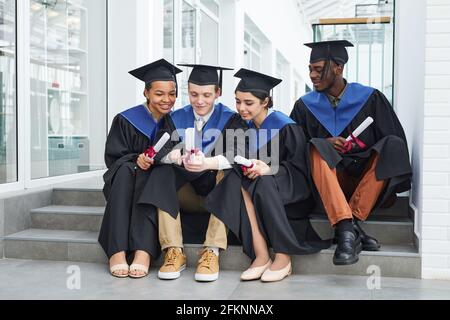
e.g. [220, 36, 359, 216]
[194, 248, 219, 282]
[158, 247, 186, 280]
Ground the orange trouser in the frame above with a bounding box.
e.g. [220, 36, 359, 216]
[310, 146, 386, 226]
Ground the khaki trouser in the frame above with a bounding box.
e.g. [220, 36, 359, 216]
[310, 146, 386, 226]
[158, 171, 227, 250]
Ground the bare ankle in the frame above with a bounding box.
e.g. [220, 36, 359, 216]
[110, 251, 126, 264]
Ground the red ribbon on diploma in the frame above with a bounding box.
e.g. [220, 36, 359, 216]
[144, 146, 157, 158]
[241, 163, 254, 174]
[342, 134, 366, 154]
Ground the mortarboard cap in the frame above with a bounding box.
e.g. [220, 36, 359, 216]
[129, 59, 182, 85]
[304, 40, 354, 65]
[234, 68, 282, 95]
[178, 64, 233, 92]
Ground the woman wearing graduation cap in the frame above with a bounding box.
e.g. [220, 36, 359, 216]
[138, 64, 247, 282]
[98, 59, 182, 278]
[204, 69, 330, 282]
[290, 40, 412, 266]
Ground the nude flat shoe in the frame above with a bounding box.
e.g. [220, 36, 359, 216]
[260, 262, 292, 283]
[129, 263, 149, 279]
[110, 264, 129, 278]
[240, 260, 272, 281]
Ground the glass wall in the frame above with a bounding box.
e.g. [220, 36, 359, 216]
[0, 0, 16, 184]
[30, 0, 107, 179]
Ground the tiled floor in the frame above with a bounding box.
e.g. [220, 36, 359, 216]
[1, 259, 449, 300]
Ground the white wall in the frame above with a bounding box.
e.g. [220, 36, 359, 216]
[394, 0, 426, 243]
[107, 0, 157, 128]
[211, 0, 312, 114]
[240, 0, 312, 83]
[86, 0, 107, 168]
[421, 0, 450, 280]
[238, 0, 313, 114]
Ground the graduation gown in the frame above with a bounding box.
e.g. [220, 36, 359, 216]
[290, 83, 412, 209]
[98, 104, 163, 259]
[204, 111, 331, 260]
[137, 103, 248, 243]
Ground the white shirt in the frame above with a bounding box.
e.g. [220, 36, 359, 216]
[193, 106, 215, 127]
[161, 105, 232, 170]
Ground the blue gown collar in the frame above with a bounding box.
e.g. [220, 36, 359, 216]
[170, 103, 235, 154]
[300, 83, 375, 137]
[249, 110, 295, 152]
[120, 104, 163, 141]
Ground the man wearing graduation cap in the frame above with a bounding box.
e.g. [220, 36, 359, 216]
[290, 40, 412, 265]
[99, 59, 182, 278]
[138, 64, 247, 282]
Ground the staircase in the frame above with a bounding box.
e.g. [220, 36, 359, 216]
[3, 185, 421, 278]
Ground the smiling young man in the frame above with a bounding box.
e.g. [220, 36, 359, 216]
[138, 64, 247, 282]
[290, 40, 412, 266]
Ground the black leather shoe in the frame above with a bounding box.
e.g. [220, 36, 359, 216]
[353, 220, 381, 251]
[333, 230, 362, 266]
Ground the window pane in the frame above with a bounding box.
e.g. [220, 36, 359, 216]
[251, 38, 260, 53]
[244, 31, 250, 44]
[251, 51, 261, 72]
[244, 43, 251, 69]
[275, 52, 289, 110]
[30, 0, 107, 179]
[200, 11, 218, 65]
[163, 0, 174, 62]
[200, 0, 219, 16]
[0, 0, 16, 184]
[180, 1, 196, 107]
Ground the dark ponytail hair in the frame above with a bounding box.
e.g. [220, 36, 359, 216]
[144, 83, 152, 105]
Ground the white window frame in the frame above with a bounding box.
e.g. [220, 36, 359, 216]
[197, 1, 219, 65]
[173, 0, 219, 64]
[274, 50, 290, 112]
[0, 0, 22, 193]
[171, 0, 220, 108]
[243, 30, 262, 72]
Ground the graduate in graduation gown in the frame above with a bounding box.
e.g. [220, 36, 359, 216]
[138, 64, 248, 282]
[204, 69, 330, 283]
[290, 40, 412, 266]
[98, 59, 182, 278]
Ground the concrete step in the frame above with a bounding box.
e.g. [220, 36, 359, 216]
[3, 229, 421, 278]
[30, 205, 414, 245]
[309, 215, 414, 245]
[52, 189, 106, 207]
[52, 188, 410, 217]
[30, 206, 104, 232]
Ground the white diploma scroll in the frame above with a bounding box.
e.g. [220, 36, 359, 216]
[234, 155, 254, 168]
[153, 133, 170, 153]
[185, 128, 196, 152]
[346, 117, 374, 141]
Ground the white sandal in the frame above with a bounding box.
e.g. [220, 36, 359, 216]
[129, 264, 149, 279]
[110, 264, 129, 278]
